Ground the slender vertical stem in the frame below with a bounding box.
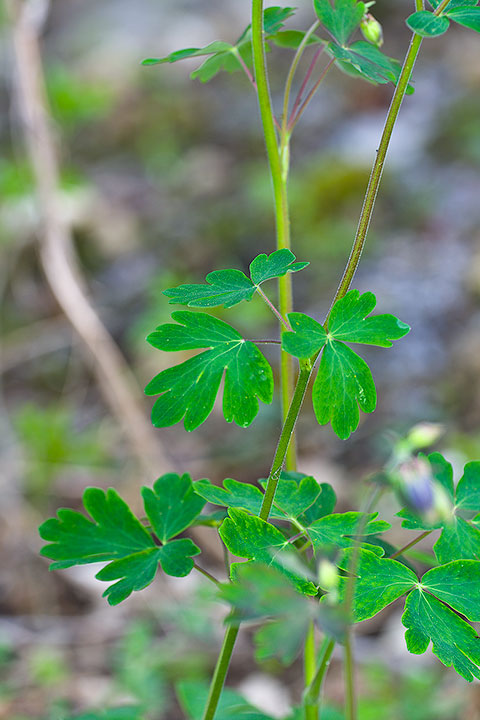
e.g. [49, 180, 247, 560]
[290, 46, 324, 125]
[281, 20, 320, 135]
[304, 621, 317, 720]
[389, 530, 432, 559]
[344, 632, 356, 720]
[251, 0, 296, 469]
[328, 31, 423, 311]
[303, 637, 336, 711]
[201, 626, 239, 720]
[289, 58, 335, 131]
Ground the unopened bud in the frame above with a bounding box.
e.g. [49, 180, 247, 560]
[361, 13, 383, 47]
[406, 422, 444, 451]
[318, 559, 339, 603]
[397, 457, 434, 513]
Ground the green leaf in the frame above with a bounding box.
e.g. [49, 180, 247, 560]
[39, 475, 204, 604]
[398, 454, 480, 563]
[263, 6, 297, 33]
[263, 473, 322, 520]
[164, 270, 255, 309]
[282, 290, 409, 439]
[326, 41, 404, 86]
[420, 560, 480, 621]
[177, 680, 275, 720]
[163, 250, 307, 309]
[250, 248, 309, 285]
[269, 30, 324, 49]
[142, 472, 205, 542]
[142, 41, 234, 66]
[314, 341, 377, 439]
[308, 511, 390, 555]
[220, 562, 346, 664]
[194, 477, 266, 516]
[402, 588, 480, 681]
[406, 11, 450, 36]
[429, 0, 478, 8]
[335, 548, 417, 621]
[145, 311, 273, 430]
[299, 481, 337, 525]
[447, 7, 480, 31]
[313, 0, 365, 45]
[219, 509, 318, 594]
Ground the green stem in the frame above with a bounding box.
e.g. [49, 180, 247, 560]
[344, 632, 356, 720]
[252, 0, 296, 470]
[259, 362, 312, 520]
[201, 626, 239, 720]
[434, 0, 451, 14]
[328, 30, 423, 312]
[303, 637, 336, 710]
[389, 530, 432, 559]
[304, 621, 318, 720]
[282, 20, 320, 136]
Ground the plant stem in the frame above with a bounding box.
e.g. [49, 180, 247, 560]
[259, 361, 312, 520]
[328, 31, 423, 312]
[194, 563, 220, 585]
[434, 0, 451, 14]
[389, 530, 432, 559]
[252, 0, 296, 470]
[303, 637, 336, 711]
[282, 21, 320, 135]
[289, 58, 335, 131]
[256, 285, 291, 330]
[344, 632, 356, 720]
[304, 621, 317, 720]
[290, 46, 324, 125]
[201, 626, 239, 720]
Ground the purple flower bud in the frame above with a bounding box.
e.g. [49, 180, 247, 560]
[397, 457, 434, 513]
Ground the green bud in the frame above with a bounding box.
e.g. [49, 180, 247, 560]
[405, 422, 444, 451]
[361, 13, 383, 47]
[318, 559, 339, 603]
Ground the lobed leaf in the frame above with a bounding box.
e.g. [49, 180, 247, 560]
[402, 589, 480, 681]
[219, 508, 318, 594]
[39, 474, 204, 604]
[447, 7, 480, 32]
[163, 249, 308, 309]
[177, 680, 275, 720]
[313, 0, 365, 45]
[282, 290, 409, 439]
[146, 311, 273, 430]
[406, 10, 450, 36]
[335, 548, 417, 621]
[308, 511, 390, 555]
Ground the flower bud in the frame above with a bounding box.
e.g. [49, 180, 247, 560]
[397, 457, 434, 513]
[361, 13, 383, 47]
[405, 422, 444, 451]
[318, 559, 339, 603]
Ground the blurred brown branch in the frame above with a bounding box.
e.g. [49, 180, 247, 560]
[6, 0, 168, 479]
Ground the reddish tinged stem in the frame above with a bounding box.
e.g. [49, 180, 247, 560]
[289, 58, 335, 131]
[289, 46, 324, 125]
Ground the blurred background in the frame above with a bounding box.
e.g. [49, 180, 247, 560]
[1, 0, 480, 718]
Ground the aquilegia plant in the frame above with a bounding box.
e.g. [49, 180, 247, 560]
[39, 1, 480, 718]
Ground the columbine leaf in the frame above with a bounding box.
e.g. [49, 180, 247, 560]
[398, 454, 480, 563]
[325, 42, 415, 93]
[220, 563, 345, 664]
[313, 0, 365, 45]
[429, 0, 478, 8]
[219, 509, 318, 594]
[299, 480, 337, 525]
[194, 477, 266, 516]
[420, 560, 480, 621]
[142, 472, 205, 542]
[314, 341, 377, 439]
[308, 511, 390, 555]
[249, 248, 309, 285]
[164, 270, 255, 309]
[282, 290, 409, 439]
[263, 6, 297, 33]
[142, 42, 234, 66]
[402, 588, 480, 681]
[446, 7, 480, 31]
[406, 11, 450, 36]
[177, 680, 275, 720]
[261, 473, 322, 519]
[39, 474, 204, 605]
[269, 30, 324, 49]
[335, 548, 417, 621]
[145, 311, 273, 430]
[163, 250, 307, 309]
